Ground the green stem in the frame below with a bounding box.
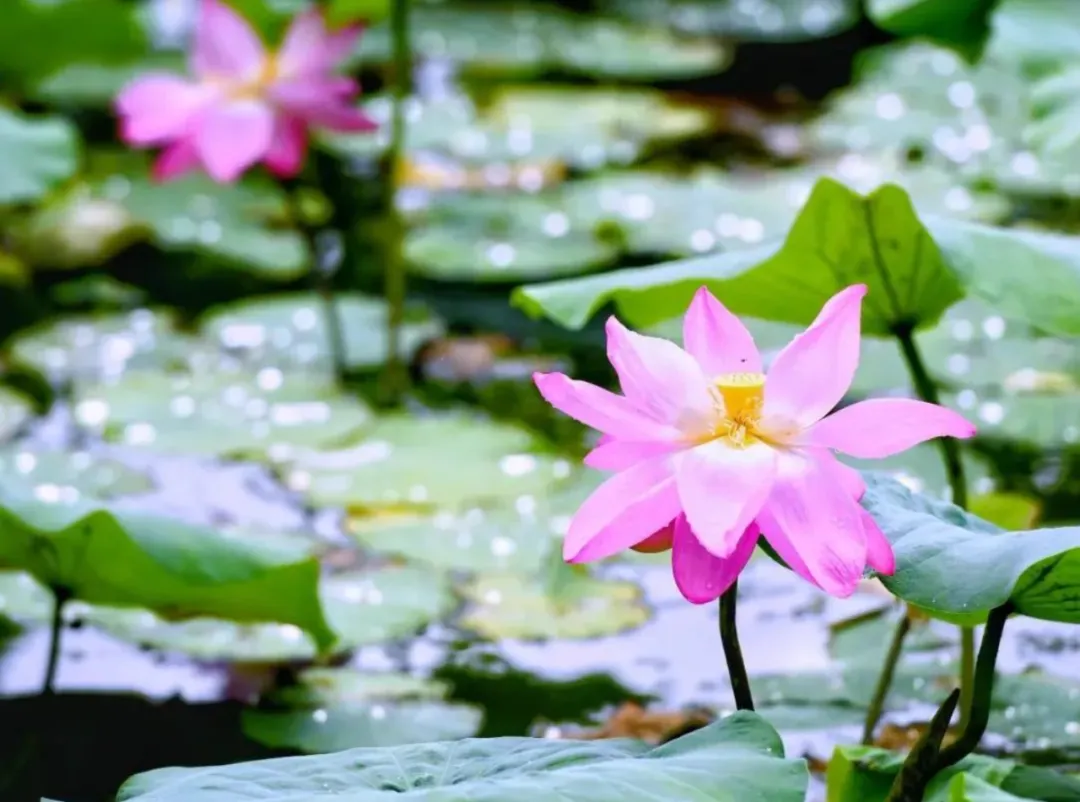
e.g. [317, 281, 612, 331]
[718, 581, 754, 711]
[885, 604, 1011, 800]
[861, 612, 911, 744]
[378, 0, 411, 405]
[893, 322, 975, 729]
[42, 588, 70, 695]
[885, 688, 960, 802]
[936, 603, 1011, 769]
[284, 180, 348, 385]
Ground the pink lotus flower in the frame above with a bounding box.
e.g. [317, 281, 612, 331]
[115, 0, 376, 183]
[534, 285, 976, 603]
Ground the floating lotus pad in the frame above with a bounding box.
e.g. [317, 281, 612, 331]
[609, 0, 860, 42]
[810, 41, 1028, 164]
[0, 446, 153, 500]
[199, 292, 445, 373]
[74, 367, 374, 461]
[8, 308, 201, 384]
[0, 388, 35, 443]
[405, 221, 619, 283]
[242, 668, 482, 753]
[350, 505, 560, 574]
[84, 566, 454, 662]
[283, 413, 574, 513]
[0, 107, 78, 204]
[358, 4, 729, 80]
[459, 572, 650, 640]
[328, 86, 713, 175]
[91, 171, 307, 280]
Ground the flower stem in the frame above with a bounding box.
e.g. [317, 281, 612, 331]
[878, 322, 975, 731]
[284, 179, 349, 385]
[861, 610, 911, 744]
[42, 587, 70, 696]
[718, 581, 754, 711]
[377, 0, 411, 405]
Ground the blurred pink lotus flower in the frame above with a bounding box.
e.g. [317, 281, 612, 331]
[115, 0, 376, 183]
[534, 285, 976, 603]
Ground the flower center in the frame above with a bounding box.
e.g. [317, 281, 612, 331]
[215, 56, 281, 101]
[709, 371, 765, 448]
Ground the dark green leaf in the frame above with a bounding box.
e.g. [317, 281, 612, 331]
[0, 0, 146, 86]
[0, 486, 336, 652]
[515, 178, 965, 336]
[867, 0, 997, 53]
[826, 745, 1080, 801]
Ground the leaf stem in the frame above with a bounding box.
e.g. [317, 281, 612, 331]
[892, 321, 975, 729]
[378, 0, 411, 405]
[892, 324, 967, 509]
[42, 587, 70, 696]
[935, 603, 1012, 769]
[885, 688, 960, 802]
[861, 611, 911, 744]
[718, 581, 754, 711]
[283, 178, 349, 385]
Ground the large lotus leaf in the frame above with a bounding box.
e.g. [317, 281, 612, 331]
[0, 486, 335, 652]
[515, 178, 965, 336]
[242, 668, 482, 753]
[83, 566, 453, 661]
[199, 292, 444, 373]
[607, 0, 860, 42]
[8, 308, 200, 383]
[282, 413, 573, 513]
[74, 367, 373, 461]
[0, 108, 79, 204]
[91, 170, 307, 279]
[861, 472, 1080, 624]
[925, 217, 1080, 338]
[826, 744, 1080, 802]
[116, 712, 808, 802]
[459, 572, 649, 640]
